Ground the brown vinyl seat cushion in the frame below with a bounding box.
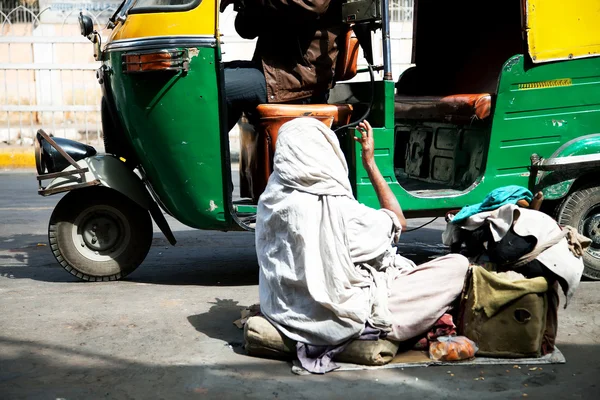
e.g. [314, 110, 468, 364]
[395, 93, 492, 123]
[246, 104, 353, 202]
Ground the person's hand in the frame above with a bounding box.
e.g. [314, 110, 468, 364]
[219, 0, 236, 12]
[354, 120, 375, 167]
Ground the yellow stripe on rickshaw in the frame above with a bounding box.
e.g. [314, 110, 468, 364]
[109, 0, 217, 42]
[518, 79, 572, 90]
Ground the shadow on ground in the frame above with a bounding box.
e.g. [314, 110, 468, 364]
[0, 230, 260, 286]
[1, 335, 598, 399]
[0, 227, 447, 285]
[188, 298, 248, 353]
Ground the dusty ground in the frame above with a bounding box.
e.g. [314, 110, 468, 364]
[1, 172, 599, 399]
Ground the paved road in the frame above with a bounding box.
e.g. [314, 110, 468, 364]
[1, 172, 599, 399]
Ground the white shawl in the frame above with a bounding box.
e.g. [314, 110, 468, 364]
[256, 118, 415, 346]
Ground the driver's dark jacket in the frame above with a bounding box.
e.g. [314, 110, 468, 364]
[234, 0, 344, 103]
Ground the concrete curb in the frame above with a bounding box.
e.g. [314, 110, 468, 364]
[0, 147, 241, 170]
[0, 148, 36, 170]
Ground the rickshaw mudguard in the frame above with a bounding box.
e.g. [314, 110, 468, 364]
[535, 134, 600, 200]
[46, 154, 177, 245]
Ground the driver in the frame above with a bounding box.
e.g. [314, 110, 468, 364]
[219, 0, 345, 132]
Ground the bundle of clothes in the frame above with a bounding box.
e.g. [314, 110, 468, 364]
[442, 185, 590, 358]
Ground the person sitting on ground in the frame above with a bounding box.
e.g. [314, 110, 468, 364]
[219, 0, 344, 132]
[255, 117, 470, 370]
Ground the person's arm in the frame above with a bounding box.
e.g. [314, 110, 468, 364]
[354, 120, 407, 230]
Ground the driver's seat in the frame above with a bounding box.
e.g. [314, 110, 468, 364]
[240, 28, 360, 202]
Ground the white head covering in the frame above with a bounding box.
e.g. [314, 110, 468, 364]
[256, 118, 407, 345]
[271, 117, 353, 196]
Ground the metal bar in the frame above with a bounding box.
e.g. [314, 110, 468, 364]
[357, 65, 384, 73]
[37, 168, 90, 181]
[6, 42, 11, 142]
[381, 0, 393, 81]
[50, 49, 56, 136]
[84, 69, 88, 142]
[36, 129, 82, 170]
[0, 36, 102, 44]
[0, 105, 99, 112]
[536, 154, 600, 171]
[0, 63, 100, 70]
[39, 180, 101, 196]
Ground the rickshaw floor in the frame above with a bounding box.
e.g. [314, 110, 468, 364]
[397, 176, 465, 197]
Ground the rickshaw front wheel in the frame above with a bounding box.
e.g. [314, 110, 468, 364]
[556, 184, 600, 281]
[48, 186, 153, 281]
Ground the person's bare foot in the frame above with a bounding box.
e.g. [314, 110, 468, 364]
[530, 191, 544, 210]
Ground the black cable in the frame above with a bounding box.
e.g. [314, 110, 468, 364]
[334, 63, 375, 134]
[403, 217, 438, 233]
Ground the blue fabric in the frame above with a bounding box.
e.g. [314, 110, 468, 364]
[451, 185, 533, 224]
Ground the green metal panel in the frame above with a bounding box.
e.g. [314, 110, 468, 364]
[492, 55, 600, 200]
[107, 47, 231, 230]
[537, 134, 600, 199]
[353, 55, 600, 213]
[353, 80, 397, 209]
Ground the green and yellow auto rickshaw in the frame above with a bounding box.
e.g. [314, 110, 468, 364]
[34, 0, 600, 281]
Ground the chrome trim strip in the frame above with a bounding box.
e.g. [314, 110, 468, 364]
[105, 35, 217, 52]
[538, 153, 600, 171]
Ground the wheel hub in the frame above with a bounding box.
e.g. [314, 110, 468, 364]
[584, 214, 600, 245]
[72, 204, 131, 262]
[81, 215, 121, 252]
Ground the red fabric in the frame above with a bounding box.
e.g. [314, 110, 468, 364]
[413, 314, 457, 350]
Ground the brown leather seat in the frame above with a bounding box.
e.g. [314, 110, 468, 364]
[246, 104, 353, 201]
[335, 29, 360, 82]
[240, 28, 359, 203]
[394, 94, 492, 123]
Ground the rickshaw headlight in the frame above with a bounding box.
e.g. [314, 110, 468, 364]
[122, 49, 189, 74]
[35, 133, 97, 175]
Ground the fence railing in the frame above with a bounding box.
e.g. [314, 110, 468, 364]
[0, 4, 116, 146]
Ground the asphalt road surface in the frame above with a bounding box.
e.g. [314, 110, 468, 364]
[1, 171, 599, 399]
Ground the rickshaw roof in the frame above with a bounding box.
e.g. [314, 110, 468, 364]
[525, 0, 600, 63]
[412, 0, 600, 65]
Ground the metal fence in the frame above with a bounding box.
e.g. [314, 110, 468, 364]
[1, 2, 415, 147]
[0, 3, 112, 146]
[390, 0, 414, 23]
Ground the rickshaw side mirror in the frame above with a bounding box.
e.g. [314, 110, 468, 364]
[79, 12, 94, 38]
[341, 0, 380, 66]
[352, 23, 374, 66]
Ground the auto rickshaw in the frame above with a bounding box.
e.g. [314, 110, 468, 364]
[34, 0, 600, 281]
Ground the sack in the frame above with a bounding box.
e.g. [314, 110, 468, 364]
[429, 336, 478, 361]
[458, 266, 549, 358]
[244, 316, 399, 366]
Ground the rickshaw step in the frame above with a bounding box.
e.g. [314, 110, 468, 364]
[234, 204, 257, 214]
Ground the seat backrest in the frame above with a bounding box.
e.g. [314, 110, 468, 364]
[334, 28, 360, 82]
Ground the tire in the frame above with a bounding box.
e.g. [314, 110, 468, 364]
[48, 187, 153, 281]
[556, 184, 600, 280]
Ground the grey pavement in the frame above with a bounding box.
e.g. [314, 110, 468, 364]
[0, 171, 599, 399]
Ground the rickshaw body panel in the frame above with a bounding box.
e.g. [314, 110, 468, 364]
[362, 53, 600, 215]
[491, 55, 600, 199]
[102, 1, 231, 230]
[109, 0, 217, 41]
[525, 0, 600, 63]
[44, 155, 152, 210]
[536, 134, 600, 200]
[104, 46, 229, 230]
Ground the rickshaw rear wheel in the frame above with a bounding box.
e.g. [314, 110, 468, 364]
[556, 184, 600, 281]
[48, 187, 153, 282]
